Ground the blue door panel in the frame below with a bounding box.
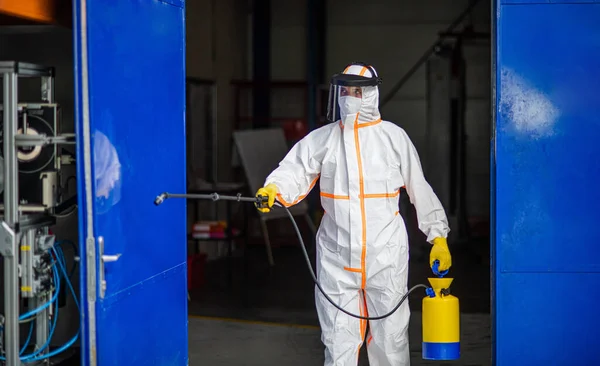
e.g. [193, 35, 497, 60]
[494, 3, 600, 365]
[73, 0, 187, 364]
[496, 4, 600, 273]
[96, 265, 187, 365]
[86, 0, 187, 294]
[495, 273, 600, 365]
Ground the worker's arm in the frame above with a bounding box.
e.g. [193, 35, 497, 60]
[396, 128, 450, 243]
[260, 131, 324, 209]
[395, 128, 452, 270]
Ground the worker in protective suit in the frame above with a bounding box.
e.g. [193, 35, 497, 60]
[256, 62, 451, 365]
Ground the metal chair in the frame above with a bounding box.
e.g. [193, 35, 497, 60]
[232, 128, 317, 266]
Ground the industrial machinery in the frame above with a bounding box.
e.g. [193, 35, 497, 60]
[0, 62, 78, 365]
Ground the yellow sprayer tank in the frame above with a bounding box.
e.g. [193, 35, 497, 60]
[422, 265, 460, 360]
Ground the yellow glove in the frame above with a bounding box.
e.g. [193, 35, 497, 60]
[255, 183, 278, 213]
[430, 237, 452, 271]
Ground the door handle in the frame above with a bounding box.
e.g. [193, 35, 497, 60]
[101, 254, 121, 262]
[98, 236, 121, 298]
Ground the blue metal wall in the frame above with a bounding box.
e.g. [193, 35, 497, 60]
[74, 0, 187, 364]
[493, 1, 600, 364]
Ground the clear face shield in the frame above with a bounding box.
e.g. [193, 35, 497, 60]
[326, 68, 382, 122]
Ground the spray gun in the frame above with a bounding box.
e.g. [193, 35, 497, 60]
[154, 191, 460, 360]
[154, 192, 269, 208]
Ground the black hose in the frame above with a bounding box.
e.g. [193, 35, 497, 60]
[275, 202, 428, 320]
[154, 192, 429, 321]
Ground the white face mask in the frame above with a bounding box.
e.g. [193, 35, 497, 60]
[338, 96, 362, 117]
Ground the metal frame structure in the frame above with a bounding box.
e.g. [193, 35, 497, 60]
[0, 61, 56, 366]
[232, 80, 311, 143]
[186, 78, 217, 183]
[376, 0, 483, 109]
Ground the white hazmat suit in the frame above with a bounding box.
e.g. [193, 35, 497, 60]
[259, 64, 450, 365]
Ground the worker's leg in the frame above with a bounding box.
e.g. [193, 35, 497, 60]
[315, 287, 364, 366]
[365, 266, 411, 366]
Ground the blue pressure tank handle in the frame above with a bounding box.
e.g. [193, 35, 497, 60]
[432, 260, 449, 278]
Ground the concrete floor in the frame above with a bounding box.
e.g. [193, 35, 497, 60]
[187, 224, 491, 365]
[188, 313, 491, 365]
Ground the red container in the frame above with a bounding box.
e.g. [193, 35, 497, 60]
[187, 253, 207, 290]
[283, 119, 308, 141]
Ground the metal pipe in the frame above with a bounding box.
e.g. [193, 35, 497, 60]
[306, 0, 326, 219]
[34, 293, 50, 359]
[22, 109, 28, 135]
[306, 0, 317, 133]
[3, 71, 20, 366]
[252, 0, 271, 129]
[211, 83, 218, 183]
[0, 204, 48, 213]
[20, 230, 34, 298]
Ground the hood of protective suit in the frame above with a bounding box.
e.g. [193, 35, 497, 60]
[338, 65, 381, 125]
